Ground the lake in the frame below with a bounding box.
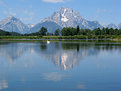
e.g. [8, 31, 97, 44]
[0, 40, 121, 91]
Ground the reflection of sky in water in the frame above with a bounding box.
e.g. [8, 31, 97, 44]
[0, 41, 121, 91]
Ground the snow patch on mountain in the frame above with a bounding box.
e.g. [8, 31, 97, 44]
[41, 7, 102, 29]
[61, 8, 69, 22]
[27, 24, 35, 28]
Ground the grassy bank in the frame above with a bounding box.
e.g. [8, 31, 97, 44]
[1, 35, 121, 40]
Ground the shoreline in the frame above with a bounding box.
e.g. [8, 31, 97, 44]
[1, 39, 121, 42]
[1, 35, 121, 41]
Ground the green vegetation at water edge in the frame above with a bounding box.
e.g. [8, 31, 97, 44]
[1, 35, 121, 40]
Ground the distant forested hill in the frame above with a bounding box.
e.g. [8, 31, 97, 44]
[0, 29, 21, 36]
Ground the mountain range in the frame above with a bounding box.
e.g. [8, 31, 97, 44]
[0, 16, 30, 34]
[0, 7, 121, 34]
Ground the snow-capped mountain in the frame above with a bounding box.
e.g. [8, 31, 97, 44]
[41, 7, 102, 29]
[0, 16, 30, 34]
[41, 7, 84, 27]
[31, 7, 103, 33]
[0, 7, 121, 34]
[107, 24, 118, 29]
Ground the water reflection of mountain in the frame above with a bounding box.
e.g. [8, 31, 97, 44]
[39, 43, 83, 70]
[0, 41, 121, 70]
[0, 43, 29, 62]
[35, 42, 99, 70]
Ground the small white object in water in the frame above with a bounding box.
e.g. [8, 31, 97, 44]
[47, 40, 50, 44]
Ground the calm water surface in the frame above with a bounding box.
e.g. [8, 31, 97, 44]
[0, 40, 121, 91]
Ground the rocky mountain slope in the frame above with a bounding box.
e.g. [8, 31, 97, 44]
[0, 16, 30, 34]
[0, 7, 121, 34]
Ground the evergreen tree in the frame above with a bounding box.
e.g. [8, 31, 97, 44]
[55, 29, 60, 36]
[77, 25, 80, 35]
[39, 27, 47, 36]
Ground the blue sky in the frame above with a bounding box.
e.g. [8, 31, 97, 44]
[0, 0, 121, 25]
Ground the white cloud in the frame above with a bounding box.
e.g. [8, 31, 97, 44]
[0, 80, 8, 90]
[42, 0, 65, 3]
[43, 72, 66, 81]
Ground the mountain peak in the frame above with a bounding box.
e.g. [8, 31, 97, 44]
[59, 7, 73, 12]
[6, 15, 18, 21]
[0, 16, 18, 25]
[8, 15, 15, 18]
[41, 7, 102, 29]
[0, 15, 30, 34]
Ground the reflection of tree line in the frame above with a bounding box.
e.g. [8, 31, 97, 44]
[1, 41, 121, 52]
[40, 42, 47, 51]
[94, 43, 121, 51]
[40, 41, 121, 52]
[0, 42, 10, 45]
